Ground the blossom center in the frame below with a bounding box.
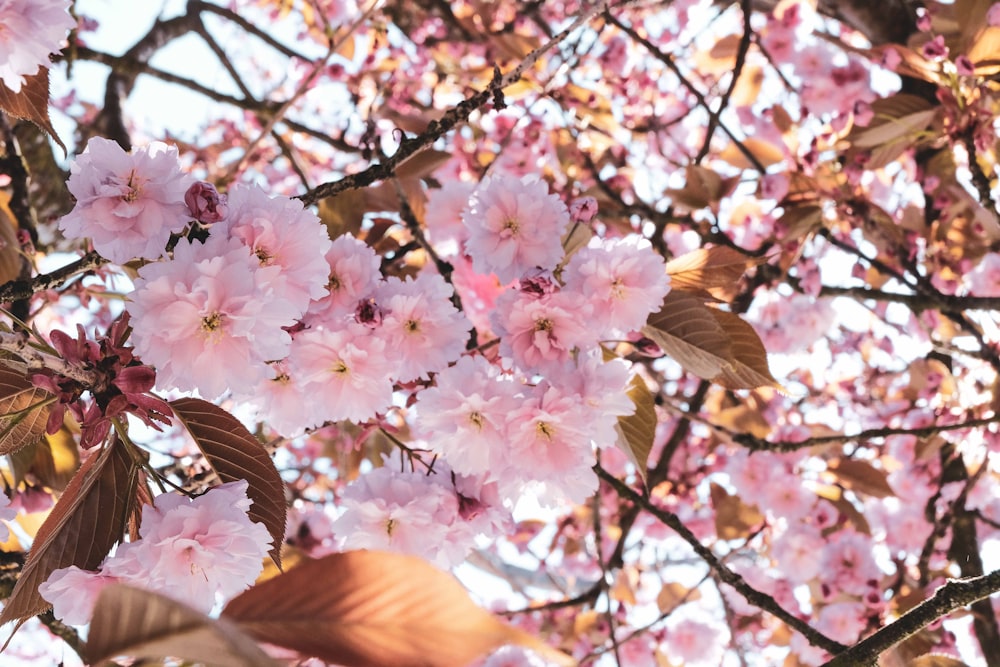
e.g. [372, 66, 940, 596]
[328, 274, 342, 291]
[468, 411, 484, 430]
[200, 312, 225, 343]
[535, 421, 554, 440]
[501, 216, 520, 237]
[385, 517, 396, 536]
[534, 318, 553, 333]
[123, 170, 143, 202]
[331, 360, 349, 375]
[404, 319, 420, 333]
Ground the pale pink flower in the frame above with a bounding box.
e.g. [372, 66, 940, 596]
[247, 360, 312, 437]
[820, 531, 883, 596]
[771, 525, 825, 582]
[0, 491, 14, 542]
[0, 0, 74, 92]
[558, 351, 635, 448]
[816, 601, 868, 644]
[502, 384, 600, 504]
[374, 272, 471, 382]
[425, 180, 475, 253]
[965, 253, 1000, 296]
[122, 480, 272, 610]
[286, 322, 393, 425]
[462, 173, 570, 283]
[562, 237, 670, 336]
[185, 181, 228, 224]
[989, 2, 1000, 27]
[214, 184, 333, 313]
[480, 646, 551, 667]
[662, 618, 724, 665]
[760, 476, 815, 520]
[304, 233, 382, 324]
[127, 238, 298, 399]
[59, 138, 194, 264]
[332, 466, 459, 568]
[491, 287, 594, 374]
[416, 355, 521, 475]
[38, 566, 118, 626]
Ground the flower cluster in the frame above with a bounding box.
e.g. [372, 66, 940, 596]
[39, 481, 271, 625]
[332, 458, 511, 568]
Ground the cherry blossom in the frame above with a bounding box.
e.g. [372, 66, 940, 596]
[462, 173, 570, 284]
[59, 138, 194, 264]
[0, 0, 74, 92]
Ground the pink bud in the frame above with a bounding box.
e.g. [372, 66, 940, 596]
[184, 181, 228, 224]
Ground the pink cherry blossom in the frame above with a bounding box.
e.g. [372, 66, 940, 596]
[213, 184, 333, 312]
[816, 600, 868, 644]
[332, 465, 460, 568]
[304, 233, 382, 324]
[286, 321, 394, 426]
[562, 236, 671, 336]
[501, 383, 601, 504]
[374, 271, 471, 382]
[416, 354, 521, 475]
[0, 0, 75, 92]
[185, 181, 228, 224]
[491, 287, 594, 374]
[425, 179, 475, 253]
[462, 173, 570, 283]
[38, 566, 118, 626]
[127, 237, 299, 399]
[59, 137, 194, 264]
[120, 480, 273, 610]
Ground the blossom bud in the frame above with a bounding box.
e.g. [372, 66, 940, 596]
[185, 181, 228, 224]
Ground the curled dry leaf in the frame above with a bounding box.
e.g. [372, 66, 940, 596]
[222, 550, 576, 667]
[87, 583, 278, 667]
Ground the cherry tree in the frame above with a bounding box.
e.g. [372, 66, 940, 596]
[0, 0, 998, 665]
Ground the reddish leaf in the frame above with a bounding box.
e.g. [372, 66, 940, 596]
[222, 551, 575, 667]
[0, 366, 52, 456]
[664, 246, 754, 295]
[613, 372, 656, 484]
[708, 309, 783, 391]
[170, 397, 286, 567]
[87, 583, 279, 667]
[0, 69, 65, 153]
[0, 438, 136, 625]
[642, 291, 733, 380]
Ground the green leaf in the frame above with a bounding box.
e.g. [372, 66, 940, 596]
[222, 551, 576, 667]
[87, 583, 279, 667]
[170, 397, 286, 567]
[0, 438, 135, 625]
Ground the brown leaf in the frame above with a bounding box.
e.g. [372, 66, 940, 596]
[0, 366, 52, 456]
[8, 424, 80, 492]
[394, 149, 452, 180]
[0, 192, 25, 285]
[710, 483, 763, 541]
[613, 372, 657, 484]
[222, 551, 575, 667]
[718, 138, 786, 170]
[0, 438, 136, 625]
[0, 69, 65, 153]
[318, 189, 365, 239]
[655, 581, 701, 613]
[665, 165, 740, 212]
[827, 458, 896, 498]
[87, 583, 278, 667]
[908, 655, 972, 667]
[170, 397, 286, 567]
[708, 309, 783, 391]
[664, 246, 753, 295]
[642, 291, 733, 380]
